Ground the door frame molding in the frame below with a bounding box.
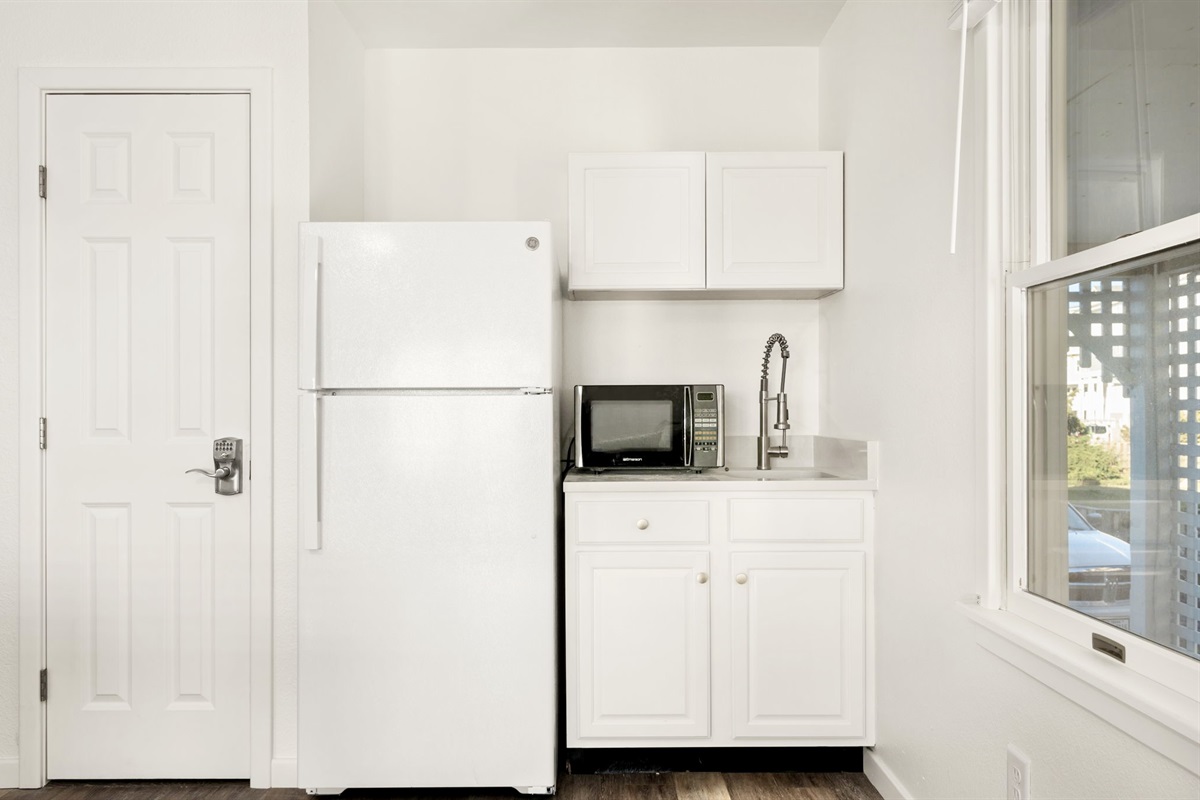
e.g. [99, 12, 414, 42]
[17, 68, 274, 788]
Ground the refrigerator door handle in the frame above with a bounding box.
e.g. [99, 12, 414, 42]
[299, 233, 321, 391]
[299, 394, 322, 551]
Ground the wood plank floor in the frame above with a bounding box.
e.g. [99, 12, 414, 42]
[0, 773, 882, 800]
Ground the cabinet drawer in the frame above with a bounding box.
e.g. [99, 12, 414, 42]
[573, 499, 709, 544]
[728, 496, 864, 543]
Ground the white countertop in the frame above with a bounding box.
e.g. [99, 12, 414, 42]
[564, 435, 878, 492]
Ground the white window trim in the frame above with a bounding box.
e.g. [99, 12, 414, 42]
[967, 0, 1200, 774]
[961, 602, 1200, 771]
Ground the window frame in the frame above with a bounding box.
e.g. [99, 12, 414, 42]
[970, 0, 1200, 773]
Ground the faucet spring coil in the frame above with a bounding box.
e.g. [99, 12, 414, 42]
[761, 333, 790, 380]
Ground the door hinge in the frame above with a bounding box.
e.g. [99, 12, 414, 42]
[38, 165, 46, 199]
[40, 669, 47, 702]
[39, 417, 47, 450]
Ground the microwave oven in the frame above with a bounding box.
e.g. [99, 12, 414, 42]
[574, 385, 724, 470]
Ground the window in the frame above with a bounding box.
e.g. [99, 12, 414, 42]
[1019, 0, 1200, 659]
[984, 0, 1200, 764]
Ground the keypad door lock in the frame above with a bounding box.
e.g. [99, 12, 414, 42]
[186, 437, 244, 495]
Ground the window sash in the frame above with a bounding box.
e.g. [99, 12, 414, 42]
[1009, 216, 1200, 292]
[1006, 218, 1200, 699]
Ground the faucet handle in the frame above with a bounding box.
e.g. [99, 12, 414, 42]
[774, 392, 791, 430]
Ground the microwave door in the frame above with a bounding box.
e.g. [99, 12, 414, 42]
[577, 385, 687, 468]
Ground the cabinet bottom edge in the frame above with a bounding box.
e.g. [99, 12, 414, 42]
[564, 746, 864, 775]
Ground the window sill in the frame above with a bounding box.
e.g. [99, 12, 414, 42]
[959, 601, 1200, 774]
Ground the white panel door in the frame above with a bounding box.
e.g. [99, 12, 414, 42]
[44, 93, 251, 778]
[575, 550, 710, 739]
[298, 393, 557, 790]
[706, 152, 844, 290]
[299, 221, 555, 390]
[729, 551, 865, 739]
[568, 152, 706, 291]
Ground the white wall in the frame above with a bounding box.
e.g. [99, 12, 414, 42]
[818, 2, 1199, 798]
[363, 47, 821, 441]
[0, 0, 309, 785]
[309, 0, 365, 222]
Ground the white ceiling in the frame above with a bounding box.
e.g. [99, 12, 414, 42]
[333, 0, 848, 49]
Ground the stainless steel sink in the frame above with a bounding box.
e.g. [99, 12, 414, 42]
[719, 467, 841, 481]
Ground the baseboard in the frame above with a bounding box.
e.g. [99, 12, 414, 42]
[270, 757, 297, 788]
[0, 757, 20, 789]
[863, 749, 914, 800]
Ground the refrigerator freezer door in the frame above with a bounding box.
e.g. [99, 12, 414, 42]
[299, 222, 556, 390]
[297, 393, 557, 790]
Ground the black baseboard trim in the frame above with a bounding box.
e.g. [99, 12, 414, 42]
[564, 747, 863, 775]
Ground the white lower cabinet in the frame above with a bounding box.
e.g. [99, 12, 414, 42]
[576, 551, 711, 739]
[565, 489, 874, 748]
[729, 551, 866, 740]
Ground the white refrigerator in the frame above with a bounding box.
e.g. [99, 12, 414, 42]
[296, 222, 560, 795]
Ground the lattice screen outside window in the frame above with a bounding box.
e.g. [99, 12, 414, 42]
[1165, 270, 1200, 657]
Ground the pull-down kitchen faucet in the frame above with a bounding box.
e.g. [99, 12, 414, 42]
[758, 333, 790, 470]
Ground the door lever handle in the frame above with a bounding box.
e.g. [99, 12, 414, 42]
[186, 466, 231, 480]
[186, 437, 243, 495]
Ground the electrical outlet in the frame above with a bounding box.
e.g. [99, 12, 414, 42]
[1007, 745, 1032, 799]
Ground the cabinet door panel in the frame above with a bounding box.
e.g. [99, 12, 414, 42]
[576, 551, 710, 738]
[569, 153, 706, 290]
[730, 551, 865, 739]
[706, 152, 843, 290]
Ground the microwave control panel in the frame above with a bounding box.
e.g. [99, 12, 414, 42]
[691, 384, 723, 468]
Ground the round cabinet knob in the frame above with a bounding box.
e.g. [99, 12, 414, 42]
[696, 573, 709, 585]
[735, 573, 748, 585]
[635, 519, 649, 530]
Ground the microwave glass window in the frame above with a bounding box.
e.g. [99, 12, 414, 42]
[590, 400, 673, 452]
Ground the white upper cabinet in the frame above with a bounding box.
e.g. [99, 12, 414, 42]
[568, 152, 706, 291]
[568, 151, 843, 299]
[706, 152, 843, 291]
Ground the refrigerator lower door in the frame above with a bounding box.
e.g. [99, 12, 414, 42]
[298, 393, 557, 791]
[299, 222, 556, 390]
